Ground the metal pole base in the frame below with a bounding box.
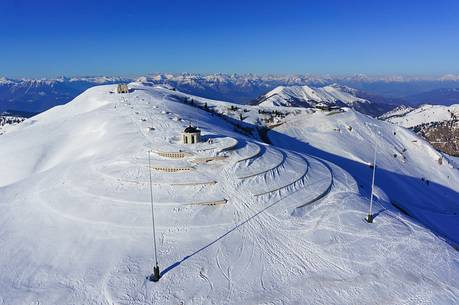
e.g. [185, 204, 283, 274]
[366, 214, 374, 223]
[149, 265, 161, 282]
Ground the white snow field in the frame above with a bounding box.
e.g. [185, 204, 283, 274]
[0, 84, 459, 304]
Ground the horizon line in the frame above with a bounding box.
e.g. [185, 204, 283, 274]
[2, 72, 459, 81]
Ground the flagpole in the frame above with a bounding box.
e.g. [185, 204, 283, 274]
[148, 150, 161, 281]
[367, 146, 376, 223]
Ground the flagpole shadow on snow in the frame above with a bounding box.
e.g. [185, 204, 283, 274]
[161, 181, 311, 276]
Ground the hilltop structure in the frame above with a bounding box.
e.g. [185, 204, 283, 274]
[182, 125, 201, 144]
[117, 84, 129, 94]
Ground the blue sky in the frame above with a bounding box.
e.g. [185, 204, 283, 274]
[1, 0, 458, 78]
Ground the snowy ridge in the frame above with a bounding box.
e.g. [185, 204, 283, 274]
[256, 84, 370, 108]
[385, 104, 459, 128]
[378, 105, 415, 120]
[0, 84, 458, 304]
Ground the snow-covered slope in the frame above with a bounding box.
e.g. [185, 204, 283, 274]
[385, 104, 459, 128]
[269, 108, 459, 246]
[382, 104, 459, 156]
[0, 85, 459, 304]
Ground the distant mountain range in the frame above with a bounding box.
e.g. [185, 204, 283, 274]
[135, 74, 459, 105]
[1, 74, 459, 113]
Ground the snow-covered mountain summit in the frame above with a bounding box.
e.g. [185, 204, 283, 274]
[254, 84, 397, 116]
[255, 84, 369, 108]
[0, 84, 458, 304]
